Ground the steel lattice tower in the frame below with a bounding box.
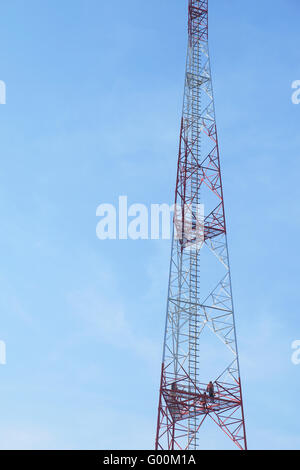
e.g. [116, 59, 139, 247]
[155, 0, 247, 451]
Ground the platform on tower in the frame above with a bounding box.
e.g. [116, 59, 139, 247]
[162, 382, 241, 423]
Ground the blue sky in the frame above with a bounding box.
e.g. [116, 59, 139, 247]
[0, 0, 299, 450]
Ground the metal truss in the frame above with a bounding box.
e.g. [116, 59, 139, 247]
[156, 0, 247, 451]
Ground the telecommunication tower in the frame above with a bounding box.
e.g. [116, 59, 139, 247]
[155, 0, 247, 450]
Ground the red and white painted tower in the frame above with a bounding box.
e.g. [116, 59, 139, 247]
[156, 0, 247, 450]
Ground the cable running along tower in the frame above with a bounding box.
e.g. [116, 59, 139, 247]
[156, 0, 247, 450]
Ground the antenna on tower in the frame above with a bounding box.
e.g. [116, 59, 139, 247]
[155, 0, 247, 451]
